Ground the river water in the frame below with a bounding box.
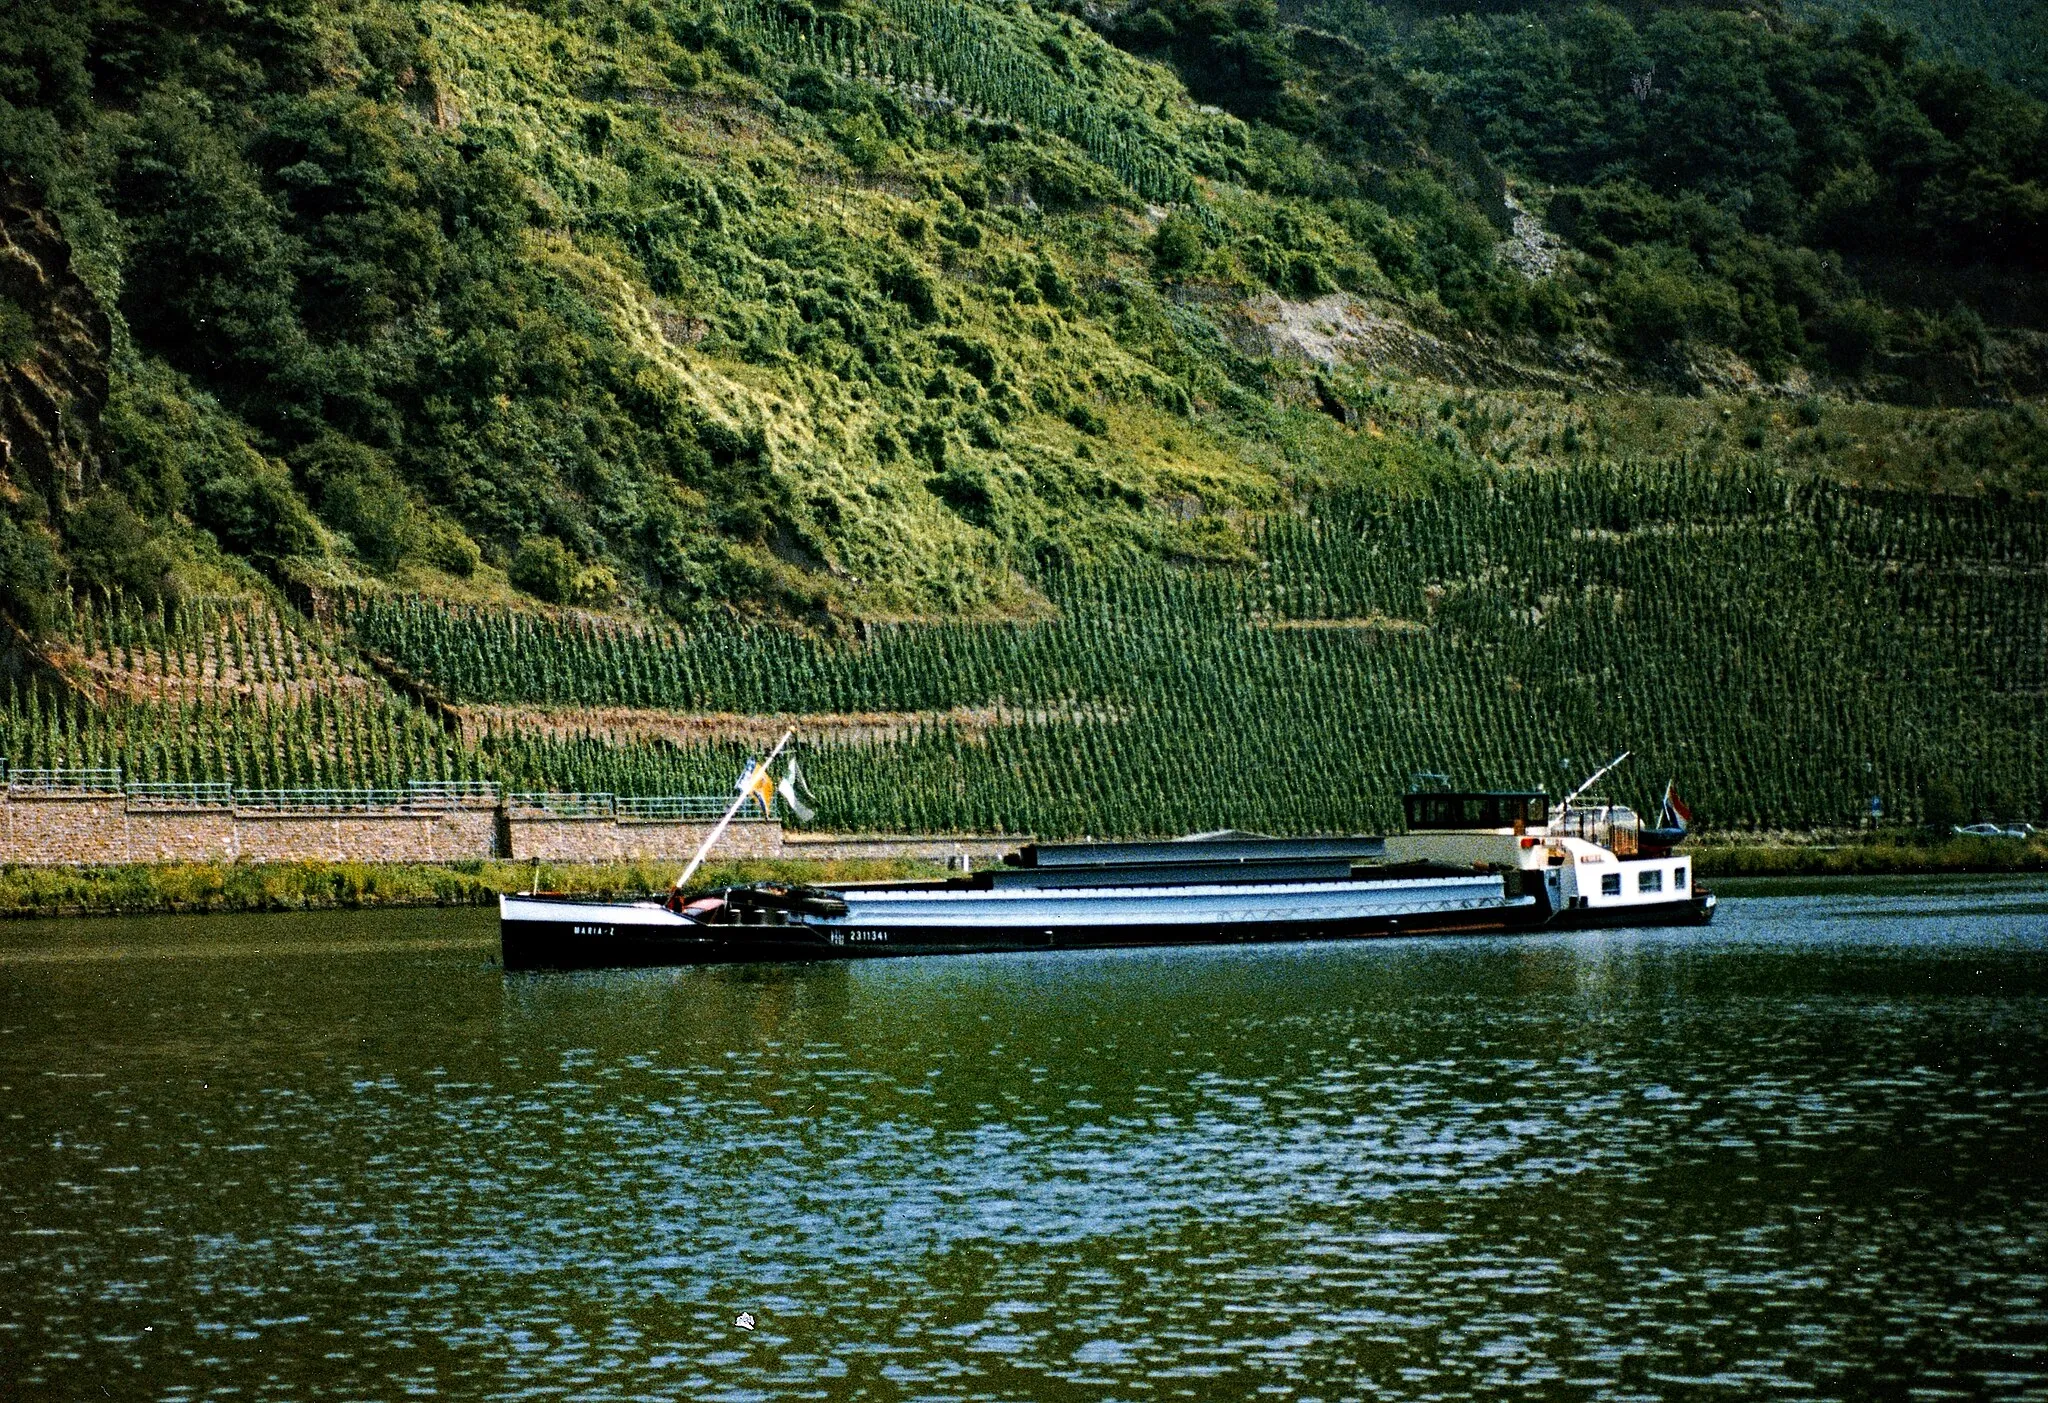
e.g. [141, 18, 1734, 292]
[3, 880, 2046, 1401]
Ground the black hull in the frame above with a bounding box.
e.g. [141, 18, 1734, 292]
[1549, 895, 1716, 930]
[500, 906, 1545, 972]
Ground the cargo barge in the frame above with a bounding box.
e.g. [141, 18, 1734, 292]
[500, 757, 1713, 971]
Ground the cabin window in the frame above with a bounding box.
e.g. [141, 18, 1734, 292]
[1676, 864, 1688, 891]
[1404, 792, 1550, 830]
[1600, 873, 1621, 896]
[1638, 869, 1665, 893]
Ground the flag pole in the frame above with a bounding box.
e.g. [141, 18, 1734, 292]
[674, 728, 796, 893]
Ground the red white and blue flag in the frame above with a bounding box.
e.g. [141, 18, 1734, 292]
[1660, 781, 1693, 831]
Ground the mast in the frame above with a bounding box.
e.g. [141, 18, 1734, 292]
[1560, 751, 1631, 813]
[674, 728, 796, 892]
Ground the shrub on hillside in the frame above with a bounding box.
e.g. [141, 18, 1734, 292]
[509, 537, 580, 604]
[63, 492, 176, 607]
[1817, 299, 1890, 375]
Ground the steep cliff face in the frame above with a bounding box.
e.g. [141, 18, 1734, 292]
[0, 179, 109, 506]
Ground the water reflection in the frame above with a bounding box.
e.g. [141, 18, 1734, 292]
[2, 887, 2045, 1399]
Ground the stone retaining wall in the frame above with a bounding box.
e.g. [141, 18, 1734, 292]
[0, 793, 1019, 869]
[0, 793, 784, 866]
[235, 811, 498, 864]
[505, 816, 783, 863]
[1, 796, 132, 865]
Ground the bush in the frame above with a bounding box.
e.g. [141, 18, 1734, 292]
[193, 457, 321, 560]
[1817, 299, 1888, 376]
[298, 434, 411, 572]
[1152, 214, 1206, 274]
[415, 518, 481, 577]
[1605, 251, 1735, 359]
[1607, 265, 1701, 356]
[1527, 277, 1577, 337]
[320, 471, 412, 572]
[509, 536, 580, 603]
[0, 507, 58, 633]
[878, 260, 941, 323]
[63, 491, 177, 606]
[1921, 777, 1966, 829]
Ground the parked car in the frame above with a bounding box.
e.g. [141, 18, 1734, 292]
[1953, 822, 2037, 839]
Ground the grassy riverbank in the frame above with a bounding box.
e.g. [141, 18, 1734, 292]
[0, 858, 937, 920]
[4, 834, 2043, 920]
[1691, 834, 2048, 878]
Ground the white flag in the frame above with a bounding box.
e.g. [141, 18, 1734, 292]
[777, 756, 817, 822]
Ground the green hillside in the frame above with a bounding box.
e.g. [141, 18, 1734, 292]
[2, 0, 2046, 832]
[1783, 0, 2048, 99]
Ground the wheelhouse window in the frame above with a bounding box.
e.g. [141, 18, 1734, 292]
[1403, 792, 1550, 830]
[1601, 873, 1622, 896]
[1638, 869, 1665, 893]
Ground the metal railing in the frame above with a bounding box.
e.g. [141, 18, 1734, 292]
[506, 791, 616, 819]
[8, 768, 126, 795]
[125, 782, 236, 809]
[404, 780, 501, 808]
[1, 768, 768, 822]
[616, 794, 739, 821]
[233, 788, 412, 814]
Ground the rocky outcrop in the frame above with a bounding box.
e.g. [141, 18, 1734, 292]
[1219, 292, 1619, 393]
[0, 178, 110, 502]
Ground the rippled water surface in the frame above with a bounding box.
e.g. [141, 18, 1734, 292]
[4, 882, 2047, 1400]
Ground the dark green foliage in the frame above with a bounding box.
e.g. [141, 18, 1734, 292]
[1920, 777, 1966, 829]
[193, 455, 323, 562]
[62, 493, 176, 607]
[0, 1, 91, 193]
[509, 537, 580, 604]
[0, 506, 58, 633]
[879, 261, 941, 324]
[0, 294, 33, 363]
[297, 434, 411, 572]
[1152, 213, 1206, 274]
[1401, 4, 2047, 363]
[1606, 249, 1736, 358]
[1786, 0, 2048, 100]
[414, 518, 481, 578]
[1817, 299, 1890, 376]
[1094, 0, 2048, 366]
[1110, 0, 1296, 124]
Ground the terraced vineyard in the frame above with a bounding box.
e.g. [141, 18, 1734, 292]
[8, 466, 2045, 834]
[723, 0, 1203, 201]
[4, 598, 473, 792]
